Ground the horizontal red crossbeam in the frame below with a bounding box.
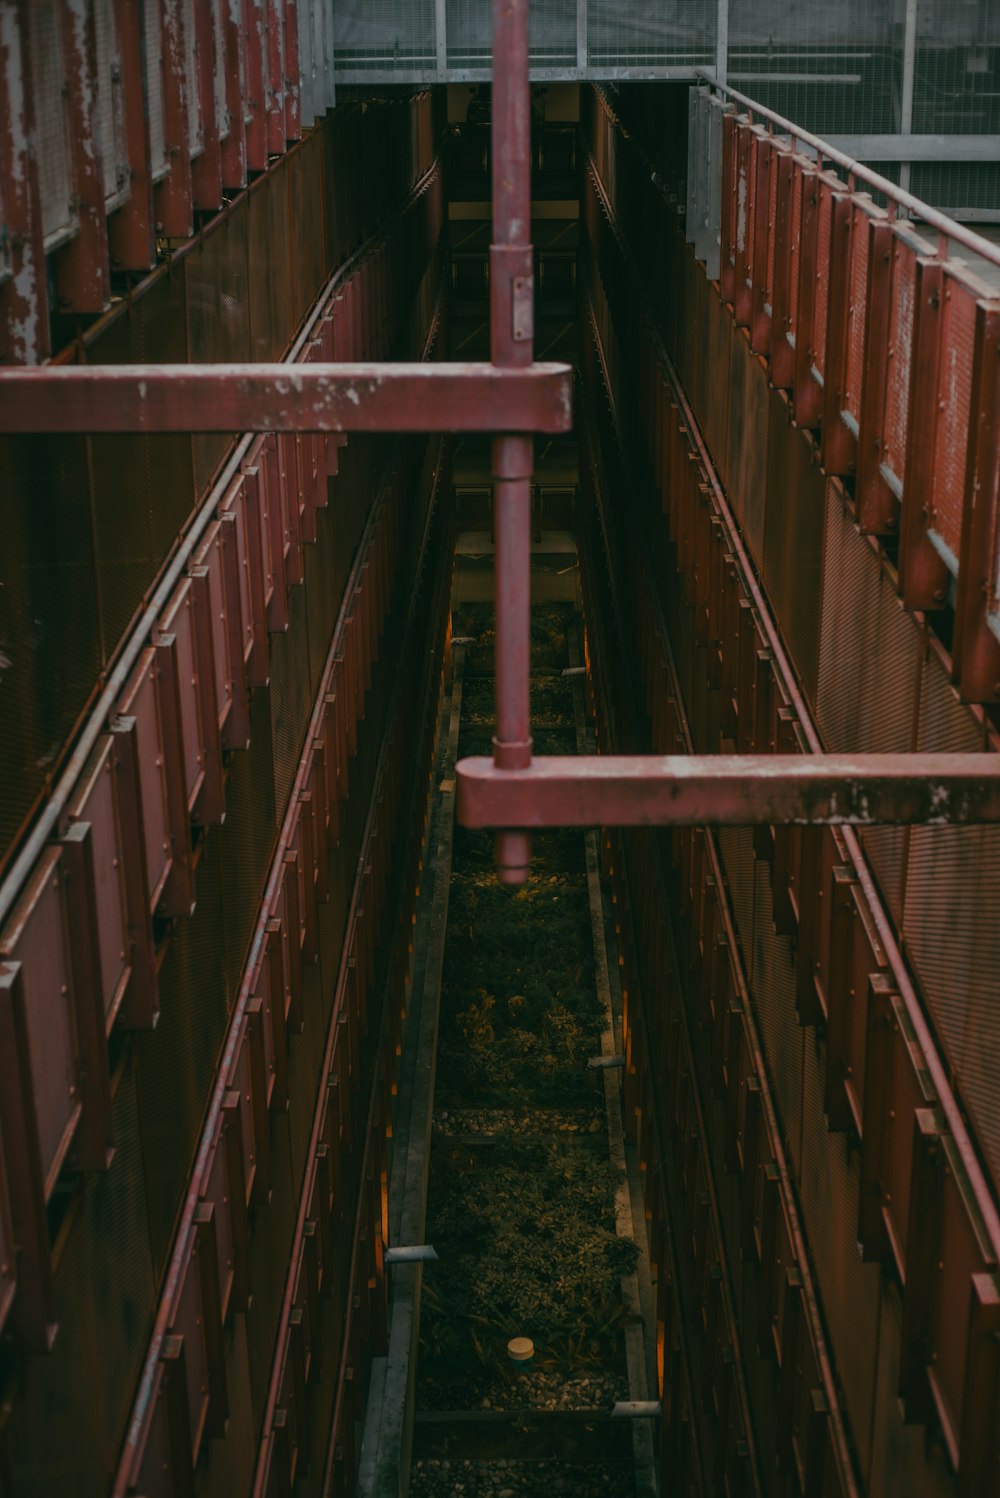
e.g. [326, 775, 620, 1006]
[456, 754, 1000, 827]
[0, 361, 573, 434]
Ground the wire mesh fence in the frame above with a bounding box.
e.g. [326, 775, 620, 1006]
[332, 2, 1000, 214]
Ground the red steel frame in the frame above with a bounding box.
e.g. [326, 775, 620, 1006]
[0, 0, 335, 346]
[708, 74, 1000, 710]
[4, 2, 1000, 857]
[585, 84, 1000, 1495]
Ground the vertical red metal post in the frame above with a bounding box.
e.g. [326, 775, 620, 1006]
[491, 0, 534, 883]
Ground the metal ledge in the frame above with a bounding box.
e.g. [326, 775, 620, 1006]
[0, 361, 574, 435]
[456, 754, 1000, 828]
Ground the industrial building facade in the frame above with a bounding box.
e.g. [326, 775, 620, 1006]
[0, 4, 998, 1496]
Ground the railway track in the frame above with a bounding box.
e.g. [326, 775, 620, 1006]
[408, 596, 657, 1498]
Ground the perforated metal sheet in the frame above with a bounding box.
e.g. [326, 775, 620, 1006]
[0, 427, 103, 869]
[448, 0, 579, 67]
[799, 1038, 882, 1487]
[144, 0, 167, 175]
[931, 274, 977, 563]
[844, 205, 871, 420]
[701, 266, 733, 465]
[751, 861, 803, 1170]
[717, 821, 755, 968]
[882, 233, 917, 488]
[182, 0, 202, 152]
[762, 390, 825, 701]
[812, 186, 832, 381]
[4, 1061, 156, 1497]
[911, 6, 1000, 213]
[29, 2, 73, 245]
[335, 0, 436, 71]
[268, 584, 315, 815]
[187, 208, 252, 494]
[93, 0, 126, 202]
[903, 652, 1000, 1186]
[724, 327, 770, 562]
[87, 274, 196, 654]
[816, 481, 921, 918]
[135, 835, 230, 1280]
[218, 689, 278, 996]
[786, 163, 802, 342]
[212, 0, 228, 137]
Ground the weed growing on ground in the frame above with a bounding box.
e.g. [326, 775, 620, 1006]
[419, 602, 637, 1409]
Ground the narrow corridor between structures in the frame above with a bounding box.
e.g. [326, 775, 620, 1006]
[408, 600, 655, 1498]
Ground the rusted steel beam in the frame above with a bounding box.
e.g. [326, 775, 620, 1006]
[108, 0, 156, 271]
[0, 362, 573, 434]
[0, 0, 50, 363]
[156, 0, 194, 238]
[455, 754, 1000, 829]
[58, 0, 111, 312]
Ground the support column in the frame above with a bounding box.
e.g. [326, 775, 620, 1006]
[490, 0, 535, 883]
[577, 0, 587, 74]
[900, 0, 918, 195]
[435, 0, 447, 81]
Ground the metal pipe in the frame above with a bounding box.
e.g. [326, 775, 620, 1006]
[491, 0, 535, 883]
[695, 67, 1000, 270]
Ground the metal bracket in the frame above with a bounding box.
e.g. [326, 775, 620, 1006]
[512, 276, 534, 342]
[384, 1245, 438, 1265]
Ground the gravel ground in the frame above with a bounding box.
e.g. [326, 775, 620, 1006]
[410, 1457, 635, 1497]
[433, 1107, 605, 1139]
[475, 1368, 626, 1412]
